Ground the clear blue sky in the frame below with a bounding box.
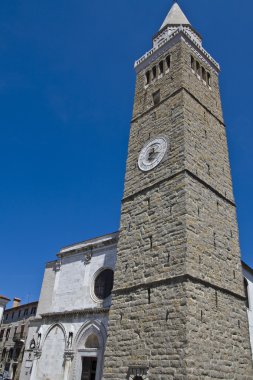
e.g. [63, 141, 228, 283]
[1, 0, 253, 306]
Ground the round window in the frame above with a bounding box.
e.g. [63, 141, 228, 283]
[94, 269, 114, 300]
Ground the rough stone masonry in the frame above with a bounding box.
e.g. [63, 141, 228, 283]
[103, 3, 253, 379]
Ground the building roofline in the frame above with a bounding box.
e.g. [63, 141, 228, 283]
[242, 260, 253, 276]
[135, 27, 220, 73]
[58, 231, 119, 257]
[4, 300, 38, 313]
[153, 23, 202, 41]
[0, 295, 11, 302]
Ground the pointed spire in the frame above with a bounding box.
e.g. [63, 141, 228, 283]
[160, 2, 190, 30]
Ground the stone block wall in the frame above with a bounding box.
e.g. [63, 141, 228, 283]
[124, 91, 185, 199]
[115, 173, 187, 290]
[185, 173, 243, 295]
[104, 283, 188, 379]
[185, 281, 253, 378]
[103, 22, 253, 379]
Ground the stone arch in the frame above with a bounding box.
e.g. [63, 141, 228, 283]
[41, 322, 67, 349]
[74, 319, 106, 351]
[85, 333, 100, 348]
[37, 324, 66, 380]
[72, 320, 107, 380]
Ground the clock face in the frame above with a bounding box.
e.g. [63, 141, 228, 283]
[138, 137, 168, 172]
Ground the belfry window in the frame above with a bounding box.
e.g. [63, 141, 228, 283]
[159, 61, 164, 75]
[165, 54, 171, 70]
[152, 90, 160, 106]
[94, 269, 114, 300]
[207, 72, 211, 87]
[152, 66, 157, 79]
[202, 67, 207, 83]
[145, 71, 150, 85]
[191, 55, 195, 71]
[196, 61, 201, 77]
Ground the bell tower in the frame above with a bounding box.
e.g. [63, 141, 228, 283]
[103, 3, 253, 379]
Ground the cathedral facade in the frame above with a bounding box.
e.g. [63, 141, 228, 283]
[19, 233, 117, 380]
[19, 3, 253, 380]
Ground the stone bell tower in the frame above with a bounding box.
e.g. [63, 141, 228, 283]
[103, 3, 253, 379]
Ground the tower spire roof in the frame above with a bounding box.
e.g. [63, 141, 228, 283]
[160, 2, 190, 30]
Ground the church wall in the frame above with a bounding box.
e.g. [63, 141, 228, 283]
[19, 236, 118, 380]
[133, 39, 184, 119]
[185, 281, 253, 378]
[115, 173, 187, 290]
[183, 89, 234, 203]
[124, 91, 185, 199]
[243, 266, 253, 359]
[36, 261, 57, 316]
[185, 173, 243, 295]
[103, 283, 188, 379]
[181, 40, 223, 121]
[52, 246, 116, 312]
[19, 320, 40, 380]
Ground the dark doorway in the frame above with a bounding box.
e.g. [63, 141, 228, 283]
[133, 377, 143, 380]
[12, 364, 17, 380]
[81, 357, 97, 380]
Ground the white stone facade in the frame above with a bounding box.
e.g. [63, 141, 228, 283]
[20, 232, 118, 380]
[0, 296, 10, 325]
[242, 262, 253, 358]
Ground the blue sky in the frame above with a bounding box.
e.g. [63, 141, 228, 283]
[0, 0, 253, 306]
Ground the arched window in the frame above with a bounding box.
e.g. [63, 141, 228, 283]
[145, 71, 150, 85]
[13, 347, 21, 361]
[8, 348, 13, 361]
[152, 66, 157, 80]
[94, 269, 114, 300]
[159, 61, 164, 75]
[1, 348, 6, 361]
[244, 278, 249, 309]
[85, 334, 99, 349]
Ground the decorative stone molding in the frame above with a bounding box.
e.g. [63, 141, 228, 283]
[64, 350, 74, 361]
[33, 349, 42, 359]
[54, 259, 62, 271]
[41, 307, 110, 320]
[135, 26, 219, 74]
[67, 332, 73, 349]
[83, 250, 92, 264]
[57, 232, 119, 258]
[128, 366, 148, 379]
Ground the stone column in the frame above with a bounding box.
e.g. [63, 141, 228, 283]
[29, 350, 41, 380]
[63, 351, 74, 380]
[0, 296, 10, 324]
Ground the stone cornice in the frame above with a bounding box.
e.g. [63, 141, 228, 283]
[131, 87, 225, 127]
[134, 26, 220, 74]
[122, 167, 235, 208]
[112, 274, 245, 301]
[57, 232, 119, 258]
[40, 307, 110, 319]
[153, 23, 202, 42]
